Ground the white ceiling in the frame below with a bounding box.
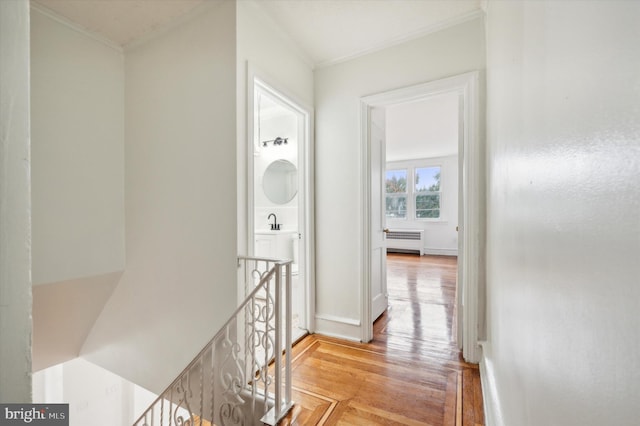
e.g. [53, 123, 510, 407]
[33, 0, 472, 161]
[386, 92, 459, 162]
[32, 0, 210, 47]
[32, 0, 482, 67]
[257, 0, 481, 67]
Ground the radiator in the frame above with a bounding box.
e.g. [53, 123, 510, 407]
[386, 229, 424, 255]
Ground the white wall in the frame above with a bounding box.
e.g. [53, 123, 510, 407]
[33, 358, 156, 426]
[26, 0, 313, 395]
[0, 0, 32, 402]
[80, 1, 238, 393]
[483, 2, 640, 425]
[386, 155, 458, 255]
[31, 8, 125, 286]
[236, 0, 314, 257]
[314, 17, 485, 339]
[32, 272, 120, 372]
[30, 7, 125, 372]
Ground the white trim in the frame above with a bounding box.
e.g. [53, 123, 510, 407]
[246, 64, 316, 334]
[423, 248, 458, 256]
[315, 313, 360, 327]
[479, 342, 504, 426]
[315, 314, 362, 342]
[386, 159, 447, 222]
[360, 102, 374, 343]
[123, 1, 223, 52]
[387, 155, 454, 168]
[460, 72, 483, 363]
[30, 3, 123, 52]
[316, 10, 484, 69]
[360, 71, 482, 362]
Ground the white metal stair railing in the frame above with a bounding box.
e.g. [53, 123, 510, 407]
[132, 256, 294, 426]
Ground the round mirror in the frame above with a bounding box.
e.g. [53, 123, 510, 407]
[263, 159, 298, 204]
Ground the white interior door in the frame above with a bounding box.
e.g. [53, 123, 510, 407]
[370, 107, 388, 321]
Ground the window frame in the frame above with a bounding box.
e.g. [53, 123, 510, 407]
[385, 160, 445, 223]
[384, 168, 408, 220]
[413, 166, 442, 220]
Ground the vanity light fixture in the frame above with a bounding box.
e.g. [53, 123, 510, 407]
[262, 137, 288, 147]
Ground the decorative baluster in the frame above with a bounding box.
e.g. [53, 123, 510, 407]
[274, 263, 282, 420]
[247, 293, 256, 422]
[285, 261, 292, 407]
[188, 372, 194, 424]
[169, 388, 173, 426]
[210, 346, 215, 426]
[198, 358, 203, 426]
[264, 275, 271, 417]
[132, 257, 293, 426]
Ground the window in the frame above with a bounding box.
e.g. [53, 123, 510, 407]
[415, 167, 441, 219]
[385, 162, 445, 221]
[385, 169, 407, 219]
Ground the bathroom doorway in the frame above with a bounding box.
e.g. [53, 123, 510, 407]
[248, 77, 314, 341]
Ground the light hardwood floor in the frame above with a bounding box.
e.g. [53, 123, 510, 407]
[280, 253, 484, 425]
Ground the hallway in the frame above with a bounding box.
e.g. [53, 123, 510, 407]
[283, 254, 484, 425]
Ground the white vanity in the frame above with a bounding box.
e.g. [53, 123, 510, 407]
[254, 229, 298, 262]
[255, 229, 303, 338]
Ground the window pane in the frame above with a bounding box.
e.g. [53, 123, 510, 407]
[416, 194, 440, 218]
[415, 167, 441, 219]
[386, 195, 407, 219]
[415, 167, 440, 192]
[386, 169, 407, 194]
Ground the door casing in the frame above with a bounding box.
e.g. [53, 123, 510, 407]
[247, 66, 316, 334]
[359, 71, 482, 363]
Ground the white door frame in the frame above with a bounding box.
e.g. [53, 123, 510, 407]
[360, 71, 482, 362]
[247, 67, 316, 333]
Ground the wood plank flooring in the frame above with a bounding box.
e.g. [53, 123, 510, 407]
[281, 254, 484, 425]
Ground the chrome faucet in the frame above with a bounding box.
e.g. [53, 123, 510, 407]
[268, 213, 280, 230]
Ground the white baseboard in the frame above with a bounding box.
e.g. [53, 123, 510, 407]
[423, 248, 458, 256]
[314, 314, 361, 342]
[478, 342, 503, 426]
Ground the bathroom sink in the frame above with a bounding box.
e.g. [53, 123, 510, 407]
[255, 229, 294, 234]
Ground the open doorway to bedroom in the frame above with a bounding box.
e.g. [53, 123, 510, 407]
[361, 72, 481, 363]
[377, 91, 461, 352]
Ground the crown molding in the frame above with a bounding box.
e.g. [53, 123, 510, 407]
[30, 2, 123, 53]
[315, 9, 485, 69]
[122, 0, 224, 52]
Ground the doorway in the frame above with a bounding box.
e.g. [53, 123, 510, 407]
[381, 91, 461, 351]
[360, 72, 482, 363]
[248, 76, 314, 341]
